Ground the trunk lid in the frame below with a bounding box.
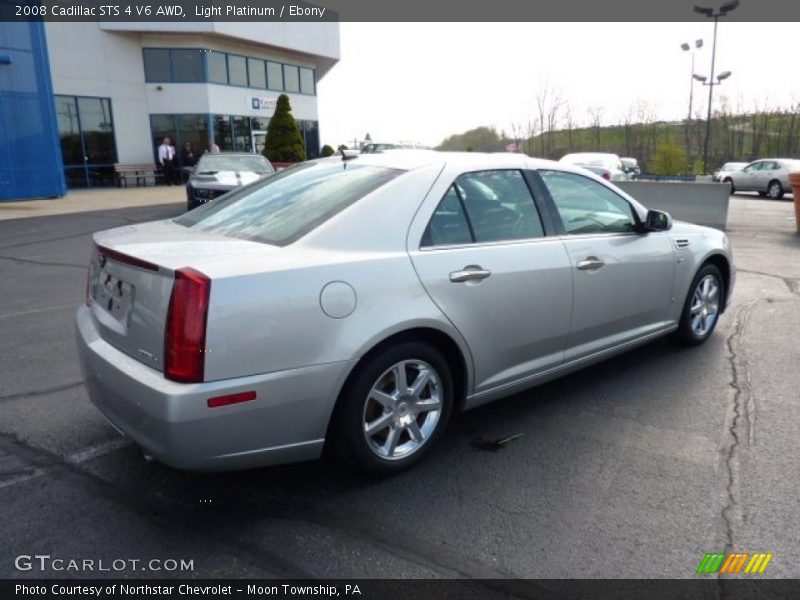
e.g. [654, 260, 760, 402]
[87, 219, 277, 373]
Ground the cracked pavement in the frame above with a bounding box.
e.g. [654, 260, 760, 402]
[0, 195, 797, 580]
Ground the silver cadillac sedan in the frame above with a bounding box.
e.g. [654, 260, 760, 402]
[76, 151, 734, 474]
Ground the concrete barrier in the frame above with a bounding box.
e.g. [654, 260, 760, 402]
[616, 180, 730, 231]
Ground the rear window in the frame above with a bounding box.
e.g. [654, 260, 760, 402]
[175, 161, 402, 246]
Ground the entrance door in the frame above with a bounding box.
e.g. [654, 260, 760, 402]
[252, 131, 267, 154]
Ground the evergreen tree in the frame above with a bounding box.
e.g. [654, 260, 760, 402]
[321, 144, 335, 157]
[263, 94, 306, 162]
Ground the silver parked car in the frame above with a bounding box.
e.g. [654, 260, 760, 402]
[724, 158, 800, 199]
[559, 152, 631, 181]
[76, 152, 734, 474]
[186, 153, 274, 211]
[713, 161, 747, 183]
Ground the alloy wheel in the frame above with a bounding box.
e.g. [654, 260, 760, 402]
[362, 360, 442, 461]
[768, 182, 781, 199]
[689, 274, 720, 337]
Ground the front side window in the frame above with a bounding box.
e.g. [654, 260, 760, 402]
[176, 162, 402, 246]
[540, 170, 637, 235]
[422, 170, 544, 247]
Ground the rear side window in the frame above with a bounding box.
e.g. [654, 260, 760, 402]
[422, 170, 544, 247]
[176, 162, 401, 246]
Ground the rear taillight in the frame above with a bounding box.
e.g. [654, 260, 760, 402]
[164, 267, 211, 383]
[602, 171, 611, 180]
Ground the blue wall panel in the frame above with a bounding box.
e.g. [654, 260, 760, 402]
[0, 19, 67, 201]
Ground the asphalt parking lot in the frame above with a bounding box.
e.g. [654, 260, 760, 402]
[0, 192, 798, 581]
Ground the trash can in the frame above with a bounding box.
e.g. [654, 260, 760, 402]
[790, 171, 800, 233]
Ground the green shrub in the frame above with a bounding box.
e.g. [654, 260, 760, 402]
[263, 94, 306, 163]
[650, 142, 687, 176]
[320, 144, 335, 157]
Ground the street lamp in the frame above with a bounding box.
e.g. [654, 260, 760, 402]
[694, 0, 739, 174]
[681, 38, 703, 170]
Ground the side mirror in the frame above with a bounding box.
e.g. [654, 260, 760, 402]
[644, 209, 672, 232]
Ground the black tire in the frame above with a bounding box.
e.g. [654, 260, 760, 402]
[758, 191, 767, 197]
[724, 178, 735, 194]
[675, 263, 725, 346]
[767, 180, 784, 200]
[330, 341, 453, 475]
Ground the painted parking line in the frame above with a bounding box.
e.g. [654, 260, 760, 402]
[66, 438, 131, 464]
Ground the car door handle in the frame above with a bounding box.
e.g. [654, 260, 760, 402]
[576, 257, 605, 271]
[449, 266, 492, 283]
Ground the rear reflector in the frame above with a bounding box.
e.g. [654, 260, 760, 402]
[96, 244, 159, 272]
[164, 267, 211, 383]
[207, 391, 257, 408]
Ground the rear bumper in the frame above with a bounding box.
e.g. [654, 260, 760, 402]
[75, 306, 355, 471]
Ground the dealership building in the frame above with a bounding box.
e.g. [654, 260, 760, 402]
[0, 20, 340, 199]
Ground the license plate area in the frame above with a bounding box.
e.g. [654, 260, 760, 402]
[92, 267, 135, 325]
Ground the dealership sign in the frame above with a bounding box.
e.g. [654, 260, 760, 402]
[250, 96, 277, 113]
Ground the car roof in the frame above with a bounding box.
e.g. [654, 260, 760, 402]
[201, 152, 265, 157]
[336, 149, 565, 172]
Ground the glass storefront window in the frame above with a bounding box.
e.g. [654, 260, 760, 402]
[150, 115, 177, 160]
[55, 96, 83, 166]
[301, 121, 320, 159]
[213, 115, 234, 151]
[300, 68, 315, 95]
[208, 51, 228, 84]
[250, 117, 270, 132]
[177, 115, 209, 160]
[77, 97, 117, 165]
[143, 48, 171, 82]
[172, 49, 204, 82]
[228, 55, 247, 86]
[283, 65, 300, 93]
[248, 58, 266, 89]
[232, 116, 250, 151]
[56, 95, 118, 188]
[267, 61, 283, 91]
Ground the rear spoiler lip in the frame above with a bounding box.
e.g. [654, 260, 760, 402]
[96, 244, 160, 273]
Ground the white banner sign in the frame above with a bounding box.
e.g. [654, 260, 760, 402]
[250, 96, 277, 112]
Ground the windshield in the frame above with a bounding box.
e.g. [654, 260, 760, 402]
[176, 161, 402, 246]
[195, 154, 273, 174]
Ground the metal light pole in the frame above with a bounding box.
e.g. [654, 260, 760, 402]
[694, 0, 739, 174]
[681, 39, 703, 171]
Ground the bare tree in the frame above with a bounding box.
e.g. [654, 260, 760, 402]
[587, 106, 604, 149]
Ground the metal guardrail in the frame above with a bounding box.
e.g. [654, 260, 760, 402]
[636, 174, 698, 182]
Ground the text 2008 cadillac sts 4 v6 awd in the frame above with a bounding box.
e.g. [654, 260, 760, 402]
[76, 151, 734, 474]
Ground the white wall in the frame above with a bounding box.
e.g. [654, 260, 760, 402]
[45, 23, 338, 164]
[45, 23, 152, 163]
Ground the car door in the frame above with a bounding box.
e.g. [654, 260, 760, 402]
[537, 169, 676, 362]
[737, 162, 762, 191]
[408, 169, 573, 394]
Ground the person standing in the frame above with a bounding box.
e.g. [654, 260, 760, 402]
[158, 137, 178, 185]
[180, 141, 196, 183]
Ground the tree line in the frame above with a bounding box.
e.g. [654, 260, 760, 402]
[437, 93, 800, 175]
